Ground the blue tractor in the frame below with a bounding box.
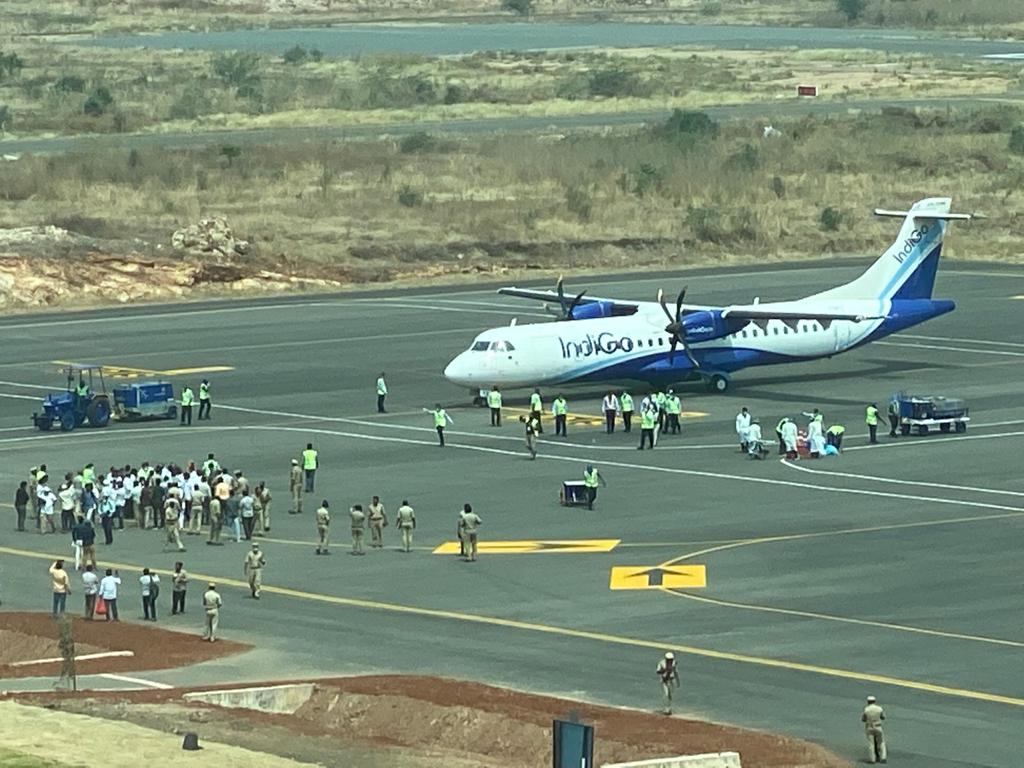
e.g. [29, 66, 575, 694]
[32, 364, 112, 432]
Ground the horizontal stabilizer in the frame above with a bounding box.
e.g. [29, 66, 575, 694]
[874, 208, 976, 221]
[722, 308, 886, 322]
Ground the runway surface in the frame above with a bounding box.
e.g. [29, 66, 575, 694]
[1, 260, 1023, 767]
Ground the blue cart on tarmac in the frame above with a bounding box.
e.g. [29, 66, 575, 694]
[894, 392, 969, 436]
[112, 381, 178, 422]
[32, 364, 112, 432]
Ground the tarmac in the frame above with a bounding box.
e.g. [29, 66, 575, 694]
[0, 260, 1022, 767]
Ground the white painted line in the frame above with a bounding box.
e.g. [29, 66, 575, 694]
[778, 460, 1024, 497]
[0, 301, 328, 330]
[0, 393, 43, 401]
[11, 650, 134, 667]
[845, 429, 1024, 452]
[97, 673, 173, 690]
[874, 340, 1024, 358]
[899, 333, 1024, 349]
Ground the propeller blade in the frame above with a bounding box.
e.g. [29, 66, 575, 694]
[674, 287, 687, 320]
[566, 290, 586, 320]
[667, 336, 677, 364]
[658, 289, 675, 324]
[682, 341, 700, 370]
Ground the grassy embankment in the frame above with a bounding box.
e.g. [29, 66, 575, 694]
[1, 0, 1023, 35]
[0, 42, 1020, 139]
[2, 105, 1022, 283]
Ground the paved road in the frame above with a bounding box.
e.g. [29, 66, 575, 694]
[82, 22, 1024, 59]
[1, 259, 1023, 766]
[0, 97, 1005, 156]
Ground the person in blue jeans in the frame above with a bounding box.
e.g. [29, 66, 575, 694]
[49, 559, 70, 616]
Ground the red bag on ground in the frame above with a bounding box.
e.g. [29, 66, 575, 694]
[95, 596, 107, 616]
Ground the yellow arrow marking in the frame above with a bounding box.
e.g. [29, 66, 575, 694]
[610, 565, 707, 590]
[53, 361, 234, 379]
[433, 539, 620, 555]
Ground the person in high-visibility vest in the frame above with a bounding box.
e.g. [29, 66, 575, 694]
[638, 406, 657, 450]
[376, 372, 388, 414]
[197, 379, 212, 420]
[826, 423, 846, 451]
[530, 389, 543, 434]
[654, 391, 668, 433]
[180, 386, 195, 426]
[552, 395, 568, 437]
[887, 399, 900, 438]
[301, 443, 319, 492]
[664, 390, 682, 435]
[620, 391, 634, 433]
[427, 404, 453, 447]
[865, 403, 881, 444]
[582, 464, 607, 510]
[487, 385, 502, 427]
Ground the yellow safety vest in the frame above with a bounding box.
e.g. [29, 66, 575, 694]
[199, 382, 210, 400]
[181, 388, 195, 406]
[641, 410, 657, 429]
[584, 469, 599, 488]
[620, 394, 634, 412]
[553, 398, 567, 416]
[302, 449, 318, 469]
[487, 390, 502, 408]
[865, 406, 879, 426]
[434, 409, 447, 428]
[530, 393, 542, 411]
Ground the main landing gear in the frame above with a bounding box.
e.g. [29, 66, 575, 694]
[703, 372, 731, 393]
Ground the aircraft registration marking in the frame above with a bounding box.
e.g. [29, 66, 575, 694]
[433, 539, 620, 555]
[609, 565, 707, 590]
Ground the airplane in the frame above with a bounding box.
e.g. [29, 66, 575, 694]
[443, 197, 973, 395]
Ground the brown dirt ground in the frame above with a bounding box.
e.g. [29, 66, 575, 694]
[13, 676, 850, 768]
[0, 612, 249, 679]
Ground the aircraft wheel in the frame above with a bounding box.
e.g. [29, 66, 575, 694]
[707, 373, 730, 393]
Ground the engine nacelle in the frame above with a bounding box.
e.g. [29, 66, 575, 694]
[680, 310, 735, 343]
[570, 301, 617, 320]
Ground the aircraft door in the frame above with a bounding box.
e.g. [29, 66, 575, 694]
[833, 321, 851, 352]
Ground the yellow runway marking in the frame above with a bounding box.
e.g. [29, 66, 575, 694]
[433, 539, 620, 554]
[53, 361, 234, 379]
[1, 542, 1023, 709]
[610, 565, 706, 590]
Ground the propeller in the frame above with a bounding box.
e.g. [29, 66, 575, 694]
[658, 286, 700, 369]
[546, 276, 586, 321]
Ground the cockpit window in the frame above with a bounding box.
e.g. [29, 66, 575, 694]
[493, 341, 515, 352]
[471, 341, 490, 351]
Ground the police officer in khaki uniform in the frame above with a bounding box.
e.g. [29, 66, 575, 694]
[861, 695, 887, 764]
[395, 500, 416, 553]
[164, 496, 185, 552]
[460, 503, 481, 562]
[315, 500, 331, 555]
[368, 495, 387, 548]
[289, 459, 303, 514]
[207, 494, 223, 546]
[349, 504, 366, 555]
[243, 543, 266, 599]
[202, 583, 222, 642]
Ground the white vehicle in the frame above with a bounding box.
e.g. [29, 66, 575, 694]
[444, 197, 971, 393]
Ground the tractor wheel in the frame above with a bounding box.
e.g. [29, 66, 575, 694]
[59, 410, 76, 432]
[86, 396, 111, 427]
[35, 416, 53, 432]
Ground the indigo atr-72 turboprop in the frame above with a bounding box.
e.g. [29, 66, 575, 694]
[444, 197, 972, 394]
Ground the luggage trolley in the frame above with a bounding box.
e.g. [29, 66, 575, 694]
[559, 480, 589, 507]
[894, 392, 969, 436]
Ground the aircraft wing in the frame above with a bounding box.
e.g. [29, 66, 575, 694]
[498, 287, 640, 313]
[720, 307, 886, 322]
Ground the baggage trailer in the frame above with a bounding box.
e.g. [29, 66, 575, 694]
[894, 392, 969, 436]
[112, 381, 178, 421]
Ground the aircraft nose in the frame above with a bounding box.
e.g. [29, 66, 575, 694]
[444, 353, 473, 385]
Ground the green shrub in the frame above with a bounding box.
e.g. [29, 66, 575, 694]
[212, 51, 262, 97]
[587, 68, 644, 98]
[820, 206, 844, 232]
[565, 184, 593, 222]
[83, 86, 113, 117]
[0, 51, 24, 78]
[837, 0, 867, 21]
[502, 0, 533, 15]
[397, 185, 424, 207]
[398, 132, 455, 154]
[54, 74, 86, 93]
[283, 45, 308, 65]
[658, 109, 719, 146]
[1009, 125, 1024, 155]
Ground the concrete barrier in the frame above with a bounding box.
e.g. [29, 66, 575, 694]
[183, 683, 315, 715]
[602, 752, 741, 768]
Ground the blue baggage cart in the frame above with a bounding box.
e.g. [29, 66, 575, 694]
[112, 381, 178, 421]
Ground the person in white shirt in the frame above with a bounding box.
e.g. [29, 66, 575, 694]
[746, 418, 765, 458]
[781, 418, 800, 459]
[602, 391, 619, 434]
[81, 564, 99, 619]
[58, 479, 77, 533]
[37, 480, 57, 534]
[98, 568, 121, 621]
[139, 567, 160, 621]
[113, 481, 126, 530]
[735, 407, 752, 453]
[807, 417, 826, 458]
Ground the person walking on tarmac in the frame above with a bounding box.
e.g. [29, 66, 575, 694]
[396, 501, 416, 553]
[552, 394, 568, 437]
[530, 389, 544, 434]
[620, 390, 634, 433]
[368, 495, 387, 548]
[460, 503, 482, 562]
[664, 390, 682, 435]
[487, 385, 502, 427]
[654, 390, 668, 433]
[887, 398, 900, 438]
[301, 444, 318, 492]
[602, 391, 619, 434]
[426, 404, 453, 446]
[197, 379, 212, 420]
[582, 465, 607, 510]
[522, 414, 540, 459]
[638, 404, 657, 450]
[775, 416, 790, 455]
[315, 500, 331, 555]
[656, 652, 680, 715]
[865, 403, 882, 444]
[243, 543, 266, 598]
[781, 418, 799, 459]
[376, 372, 388, 413]
[861, 695, 887, 764]
[735, 407, 751, 452]
[202, 583, 222, 642]
[349, 504, 366, 555]
[289, 459, 303, 514]
[179, 385, 195, 426]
